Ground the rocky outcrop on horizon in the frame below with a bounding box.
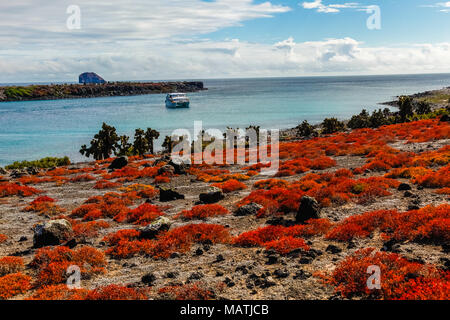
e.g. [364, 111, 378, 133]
[79, 72, 106, 84]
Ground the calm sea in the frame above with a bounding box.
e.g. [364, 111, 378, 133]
[1, 73, 450, 166]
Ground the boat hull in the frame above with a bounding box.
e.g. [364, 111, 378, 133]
[165, 101, 190, 108]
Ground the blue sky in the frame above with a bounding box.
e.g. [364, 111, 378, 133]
[206, 0, 450, 45]
[0, 0, 449, 82]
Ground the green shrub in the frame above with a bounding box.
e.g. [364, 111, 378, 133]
[80, 123, 120, 160]
[348, 109, 371, 129]
[296, 120, 317, 137]
[4, 86, 34, 100]
[5, 156, 70, 170]
[398, 96, 414, 120]
[416, 101, 432, 115]
[321, 118, 345, 134]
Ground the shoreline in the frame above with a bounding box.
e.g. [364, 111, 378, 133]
[1, 85, 449, 169]
[0, 81, 206, 102]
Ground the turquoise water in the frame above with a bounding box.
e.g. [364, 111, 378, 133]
[1, 73, 450, 166]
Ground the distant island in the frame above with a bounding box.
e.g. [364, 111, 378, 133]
[79, 72, 106, 84]
[0, 76, 205, 102]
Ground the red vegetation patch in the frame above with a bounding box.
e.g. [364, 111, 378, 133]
[159, 282, 215, 300]
[0, 272, 31, 300]
[176, 204, 229, 220]
[84, 285, 149, 300]
[239, 170, 399, 216]
[27, 284, 89, 300]
[413, 165, 450, 188]
[211, 179, 247, 193]
[24, 196, 65, 216]
[71, 220, 110, 239]
[233, 219, 331, 254]
[150, 224, 231, 259]
[322, 248, 448, 299]
[30, 246, 106, 286]
[114, 203, 164, 226]
[253, 179, 289, 190]
[0, 234, 8, 244]
[0, 257, 24, 276]
[70, 174, 96, 183]
[102, 166, 159, 182]
[119, 184, 159, 199]
[71, 192, 131, 221]
[154, 175, 171, 184]
[105, 224, 230, 259]
[264, 236, 310, 255]
[94, 180, 121, 189]
[325, 204, 450, 243]
[103, 229, 151, 259]
[0, 182, 41, 198]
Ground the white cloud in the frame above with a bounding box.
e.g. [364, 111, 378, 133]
[1, 37, 450, 82]
[0, 1, 449, 82]
[301, 1, 360, 13]
[422, 2, 450, 12]
[0, 0, 291, 44]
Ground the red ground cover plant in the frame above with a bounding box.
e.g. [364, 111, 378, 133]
[0, 272, 32, 300]
[154, 175, 171, 184]
[436, 187, 450, 195]
[103, 229, 152, 258]
[30, 246, 107, 286]
[413, 165, 450, 188]
[0, 257, 24, 276]
[188, 165, 250, 183]
[321, 248, 448, 300]
[70, 219, 110, 239]
[263, 236, 310, 255]
[233, 219, 332, 254]
[158, 282, 216, 300]
[253, 178, 289, 190]
[176, 204, 229, 220]
[0, 182, 41, 197]
[114, 202, 164, 226]
[411, 145, 450, 167]
[69, 174, 96, 183]
[0, 234, 7, 244]
[104, 224, 230, 259]
[149, 223, 231, 259]
[325, 204, 450, 243]
[84, 285, 149, 300]
[119, 184, 159, 199]
[24, 196, 65, 216]
[27, 284, 89, 300]
[71, 192, 132, 221]
[396, 274, 450, 300]
[17, 176, 53, 185]
[94, 180, 121, 190]
[211, 179, 247, 193]
[275, 156, 336, 177]
[101, 165, 160, 182]
[238, 170, 399, 216]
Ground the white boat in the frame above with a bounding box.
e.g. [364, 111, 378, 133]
[165, 93, 190, 108]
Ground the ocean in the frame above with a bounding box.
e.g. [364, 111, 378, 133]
[1, 73, 450, 166]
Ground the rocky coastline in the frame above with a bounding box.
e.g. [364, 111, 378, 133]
[0, 81, 206, 102]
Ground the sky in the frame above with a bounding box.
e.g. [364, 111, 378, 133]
[0, 0, 450, 82]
